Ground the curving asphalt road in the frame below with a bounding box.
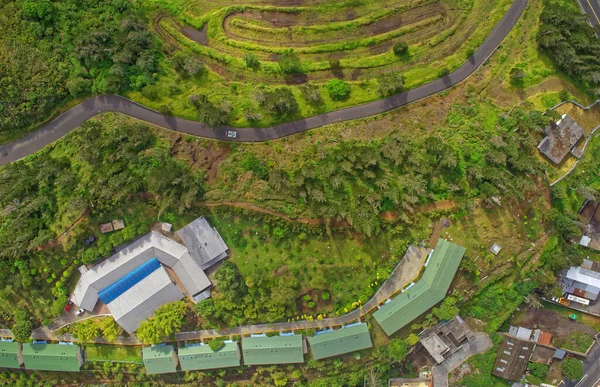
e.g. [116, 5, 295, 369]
[0, 0, 528, 167]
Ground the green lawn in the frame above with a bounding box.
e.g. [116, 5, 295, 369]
[85, 344, 143, 363]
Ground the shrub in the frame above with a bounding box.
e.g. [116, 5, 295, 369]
[321, 292, 330, 301]
[303, 295, 312, 302]
[376, 72, 405, 97]
[509, 67, 526, 86]
[562, 358, 583, 380]
[141, 85, 159, 101]
[300, 83, 324, 106]
[261, 87, 299, 117]
[278, 49, 302, 74]
[392, 41, 408, 56]
[208, 338, 225, 351]
[329, 59, 341, 69]
[308, 301, 316, 308]
[245, 53, 260, 69]
[528, 363, 548, 379]
[326, 79, 350, 100]
[438, 68, 450, 77]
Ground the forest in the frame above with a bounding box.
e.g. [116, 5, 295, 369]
[0, 0, 160, 141]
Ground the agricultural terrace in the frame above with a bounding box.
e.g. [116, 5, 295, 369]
[132, 0, 514, 127]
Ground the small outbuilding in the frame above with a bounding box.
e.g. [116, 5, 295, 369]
[177, 217, 229, 270]
[0, 342, 23, 369]
[308, 323, 373, 360]
[142, 345, 178, 374]
[178, 342, 241, 371]
[537, 114, 584, 165]
[22, 343, 83, 372]
[241, 335, 304, 365]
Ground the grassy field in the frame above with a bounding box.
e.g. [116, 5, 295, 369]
[85, 344, 143, 363]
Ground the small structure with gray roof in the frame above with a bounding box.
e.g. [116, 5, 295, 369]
[308, 323, 373, 360]
[537, 114, 584, 165]
[143, 345, 178, 374]
[242, 335, 304, 365]
[178, 341, 241, 371]
[177, 217, 229, 270]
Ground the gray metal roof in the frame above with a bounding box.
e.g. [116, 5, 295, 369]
[177, 217, 229, 270]
[71, 231, 211, 311]
[109, 266, 184, 334]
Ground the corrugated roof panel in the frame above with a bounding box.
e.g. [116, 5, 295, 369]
[308, 323, 372, 360]
[98, 258, 161, 304]
[242, 335, 304, 365]
[143, 346, 178, 374]
[0, 342, 22, 369]
[22, 344, 82, 372]
[177, 217, 229, 270]
[179, 342, 240, 370]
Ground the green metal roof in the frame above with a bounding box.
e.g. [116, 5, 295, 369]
[308, 323, 372, 360]
[242, 335, 304, 365]
[22, 343, 82, 372]
[179, 342, 240, 371]
[0, 342, 21, 369]
[373, 239, 465, 336]
[142, 345, 178, 374]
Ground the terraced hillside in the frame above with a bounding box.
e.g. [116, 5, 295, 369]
[129, 0, 513, 127]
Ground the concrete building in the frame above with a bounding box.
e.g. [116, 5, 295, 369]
[373, 239, 466, 336]
[22, 343, 83, 372]
[178, 341, 241, 371]
[242, 335, 304, 365]
[177, 217, 229, 270]
[419, 316, 474, 364]
[308, 323, 372, 360]
[143, 345, 178, 374]
[537, 114, 584, 164]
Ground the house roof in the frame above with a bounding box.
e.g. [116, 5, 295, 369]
[565, 266, 600, 289]
[492, 337, 534, 381]
[242, 335, 304, 365]
[142, 346, 178, 374]
[0, 342, 22, 368]
[22, 344, 81, 372]
[308, 323, 373, 360]
[71, 231, 211, 311]
[537, 114, 584, 164]
[373, 239, 465, 336]
[536, 331, 552, 347]
[108, 266, 184, 334]
[177, 217, 229, 270]
[179, 342, 240, 371]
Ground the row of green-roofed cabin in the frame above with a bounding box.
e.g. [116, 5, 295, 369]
[0, 342, 83, 372]
[241, 335, 304, 365]
[307, 323, 372, 360]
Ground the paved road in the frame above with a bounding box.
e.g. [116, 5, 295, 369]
[0, 0, 528, 167]
[431, 333, 493, 387]
[578, 0, 600, 27]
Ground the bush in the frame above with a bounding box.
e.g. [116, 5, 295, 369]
[308, 301, 316, 308]
[278, 49, 303, 74]
[376, 72, 405, 97]
[528, 363, 548, 379]
[326, 79, 350, 100]
[141, 85, 159, 101]
[562, 358, 584, 380]
[300, 83, 324, 106]
[321, 292, 330, 301]
[12, 311, 33, 343]
[261, 87, 299, 117]
[245, 53, 260, 69]
[509, 67, 526, 86]
[393, 41, 408, 56]
[208, 338, 225, 351]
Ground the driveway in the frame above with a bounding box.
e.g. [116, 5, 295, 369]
[577, 0, 600, 27]
[0, 0, 529, 167]
[432, 333, 493, 387]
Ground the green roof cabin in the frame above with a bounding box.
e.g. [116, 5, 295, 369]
[22, 343, 83, 372]
[373, 238, 465, 336]
[143, 345, 178, 374]
[179, 341, 241, 371]
[0, 342, 22, 369]
[308, 323, 372, 360]
[242, 335, 304, 365]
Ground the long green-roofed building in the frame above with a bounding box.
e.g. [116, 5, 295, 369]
[0, 342, 22, 369]
[179, 342, 241, 371]
[22, 343, 83, 372]
[308, 323, 372, 360]
[374, 239, 465, 336]
[143, 345, 178, 374]
[242, 335, 304, 365]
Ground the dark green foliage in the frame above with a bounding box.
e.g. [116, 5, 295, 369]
[245, 53, 260, 69]
[277, 49, 303, 74]
[326, 79, 350, 100]
[0, 0, 159, 136]
[509, 67, 526, 86]
[300, 83, 324, 106]
[189, 94, 228, 129]
[528, 363, 548, 379]
[214, 262, 247, 301]
[240, 153, 269, 180]
[376, 72, 405, 97]
[260, 87, 299, 117]
[538, 2, 600, 94]
[386, 339, 409, 362]
[432, 296, 459, 321]
[562, 358, 584, 380]
[208, 338, 225, 351]
[11, 310, 33, 343]
[392, 41, 408, 56]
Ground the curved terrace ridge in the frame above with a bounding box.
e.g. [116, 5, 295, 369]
[0, 0, 527, 167]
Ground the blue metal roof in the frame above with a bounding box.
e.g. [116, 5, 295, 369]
[98, 258, 161, 304]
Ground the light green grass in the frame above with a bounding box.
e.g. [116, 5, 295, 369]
[85, 345, 142, 363]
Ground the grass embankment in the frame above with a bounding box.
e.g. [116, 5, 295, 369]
[85, 344, 142, 363]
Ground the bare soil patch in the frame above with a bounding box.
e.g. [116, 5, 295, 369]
[518, 307, 596, 340]
[181, 25, 208, 46]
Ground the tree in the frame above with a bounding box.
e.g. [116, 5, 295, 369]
[392, 41, 408, 56]
[208, 338, 225, 351]
[22, 0, 55, 23]
[562, 358, 584, 380]
[387, 338, 409, 362]
[277, 49, 302, 74]
[136, 301, 187, 344]
[99, 317, 123, 341]
[376, 72, 405, 97]
[183, 57, 204, 76]
[326, 79, 350, 100]
[215, 262, 247, 301]
[509, 67, 526, 86]
[300, 83, 324, 106]
[433, 296, 459, 321]
[261, 87, 299, 117]
[528, 363, 548, 379]
[11, 310, 33, 343]
[72, 319, 100, 344]
[245, 53, 260, 69]
[406, 333, 420, 346]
